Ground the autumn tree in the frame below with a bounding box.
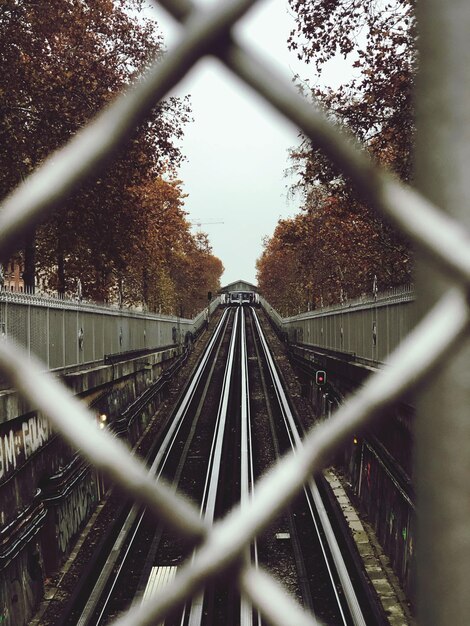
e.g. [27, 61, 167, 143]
[0, 0, 191, 294]
[259, 0, 416, 311]
[257, 193, 412, 311]
[289, 0, 416, 181]
[180, 232, 224, 316]
[111, 177, 223, 316]
[257, 216, 310, 314]
[123, 176, 191, 313]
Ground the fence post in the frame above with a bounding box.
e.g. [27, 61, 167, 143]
[415, 1, 470, 623]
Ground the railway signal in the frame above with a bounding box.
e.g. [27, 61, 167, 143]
[315, 370, 327, 385]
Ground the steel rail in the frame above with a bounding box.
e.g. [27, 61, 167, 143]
[134, 309, 236, 611]
[246, 306, 315, 613]
[153, 308, 231, 478]
[250, 307, 343, 622]
[251, 308, 366, 626]
[187, 306, 240, 626]
[76, 310, 231, 625]
[111, 308, 234, 623]
[199, 307, 239, 523]
[240, 307, 261, 626]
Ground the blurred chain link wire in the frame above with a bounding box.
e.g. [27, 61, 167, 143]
[0, 0, 469, 625]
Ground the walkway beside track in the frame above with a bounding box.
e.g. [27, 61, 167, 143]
[324, 469, 415, 626]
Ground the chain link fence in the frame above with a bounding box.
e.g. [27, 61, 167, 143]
[0, 1, 468, 624]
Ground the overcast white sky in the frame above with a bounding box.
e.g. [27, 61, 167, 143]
[147, 1, 351, 287]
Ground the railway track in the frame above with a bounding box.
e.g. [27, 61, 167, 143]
[250, 308, 367, 626]
[68, 305, 383, 626]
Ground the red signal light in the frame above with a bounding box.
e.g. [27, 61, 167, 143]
[315, 370, 326, 385]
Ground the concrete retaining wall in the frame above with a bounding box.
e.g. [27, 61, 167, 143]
[0, 343, 184, 626]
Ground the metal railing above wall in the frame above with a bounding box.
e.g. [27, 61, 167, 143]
[0, 289, 220, 373]
[262, 286, 418, 364]
[282, 284, 415, 321]
[0, 1, 468, 625]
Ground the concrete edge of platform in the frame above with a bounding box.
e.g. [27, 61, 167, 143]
[324, 468, 416, 626]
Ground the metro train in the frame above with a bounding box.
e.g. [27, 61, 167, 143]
[225, 291, 260, 306]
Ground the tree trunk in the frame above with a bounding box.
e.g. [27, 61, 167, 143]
[57, 237, 65, 295]
[142, 267, 149, 310]
[23, 230, 36, 293]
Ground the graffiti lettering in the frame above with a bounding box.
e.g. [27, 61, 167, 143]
[0, 429, 22, 480]
[22, 415, 50, 459]
[0, 415, 51, 483]
[57, 479, 97, 554]
[0, 430, 17, 478]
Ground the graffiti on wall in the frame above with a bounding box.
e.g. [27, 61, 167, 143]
[0, 414, 51, 483]
[0, 545, 43, 626]
[56, 477, 97, 554]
